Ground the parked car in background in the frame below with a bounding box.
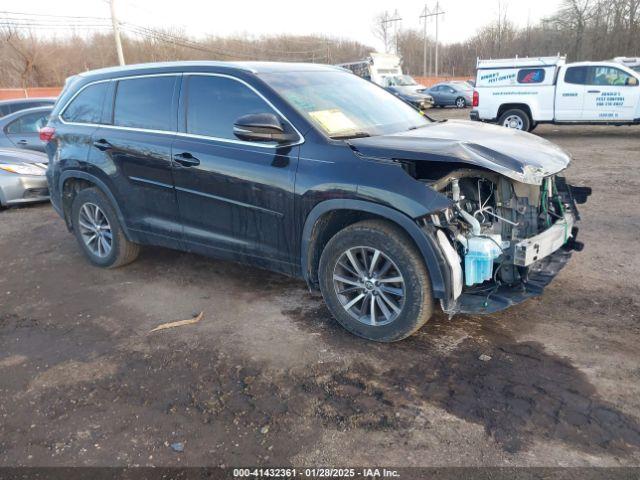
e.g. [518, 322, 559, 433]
[0, 106, 53, 153]
[384, 74, 427, 93]
[471, 56, 640, 131]
[383, 75, 434, 110]
[0, 98, 56, 118]
[387, 89, 434, 110]
[425, 82, 473, 108]
[44, 61, 589, 342]
[613, 57, 640, 73]
[0, 148, 49, 208]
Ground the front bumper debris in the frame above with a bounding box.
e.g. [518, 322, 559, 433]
[514, 212, 575, 267]
[456, 246, 573, 314]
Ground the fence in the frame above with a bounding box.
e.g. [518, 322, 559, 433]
[0, 88, 63, 100]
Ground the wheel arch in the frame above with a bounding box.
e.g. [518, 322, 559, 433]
[301, 199, 448, 299]
[58, 170, 132, 239]
[497, 103, 533, 122]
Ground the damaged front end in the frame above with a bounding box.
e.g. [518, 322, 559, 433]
[347, 121, 592, 315]
[418, 168, 591, 315]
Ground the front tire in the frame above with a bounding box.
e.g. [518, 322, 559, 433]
[498, 108, 531, 131]
[71, 188, 140, 268]
[318, 220, 434, 342]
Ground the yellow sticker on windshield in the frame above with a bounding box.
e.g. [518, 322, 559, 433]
[308, 109, 358, 135]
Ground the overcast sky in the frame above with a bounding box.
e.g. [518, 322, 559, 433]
[12, 0, 563, 48]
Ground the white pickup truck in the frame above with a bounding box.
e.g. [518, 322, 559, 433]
[470, 56, 640, 131]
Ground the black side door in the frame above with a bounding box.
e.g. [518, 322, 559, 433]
[4, 110, 49, 152]
[172, 74, 301, 273]
[89, 74, 182, 248]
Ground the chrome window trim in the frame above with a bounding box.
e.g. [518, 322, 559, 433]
[57, 72, 305, 149]
[58, 77, 113, 125]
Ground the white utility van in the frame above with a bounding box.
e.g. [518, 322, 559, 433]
[337, 53, 403, 87]
[613, 57, 640, 73]
[470, 56, 640, 131]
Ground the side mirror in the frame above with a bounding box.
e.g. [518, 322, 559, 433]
[627, 77, 639, 86]
[233, 113, 298, 143]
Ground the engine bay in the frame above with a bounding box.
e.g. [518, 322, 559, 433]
[419, 168, 585, 310]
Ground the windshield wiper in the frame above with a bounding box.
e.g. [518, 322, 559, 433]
[330, 131, 371, 140]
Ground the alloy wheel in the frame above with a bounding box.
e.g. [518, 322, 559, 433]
[456, 97, 465, 108]
[332, 246, 405, 326]
[78, 202, 112, 258]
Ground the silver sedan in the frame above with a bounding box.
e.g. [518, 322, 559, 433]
[0, 148, 49, 208]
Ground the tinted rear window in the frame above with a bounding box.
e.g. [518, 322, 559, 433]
[113, 76, 176, 131]
[62, 82, 108, 124]
[6, 111, 49, 134]
[185, 75, 274, 139]
[564, 66, 588, 85]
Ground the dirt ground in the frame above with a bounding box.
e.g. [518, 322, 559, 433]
[0, 108, 639, 468]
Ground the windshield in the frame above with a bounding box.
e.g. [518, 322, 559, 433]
[261, 71, 429, 139]
[392, 75, 418, 86]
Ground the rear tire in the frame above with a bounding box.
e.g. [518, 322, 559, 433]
[455, 97, 466, 108]
[498, 108, 531, 131]
[318, 220, 434, 342]
[71, 188, 139, 268]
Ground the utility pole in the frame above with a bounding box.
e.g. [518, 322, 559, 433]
[420, 4, 428, 76]
[381, 10, 402, 55]
[110, 0, 125, 66]
[420, 2, 444, 76]
[435, 1, 440, 77]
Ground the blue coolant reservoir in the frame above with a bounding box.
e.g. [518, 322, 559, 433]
[464, 236, 502, 286]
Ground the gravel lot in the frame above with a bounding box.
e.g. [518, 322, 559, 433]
[1, 108, 639, 468]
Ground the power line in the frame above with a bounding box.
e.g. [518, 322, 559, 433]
[122, 23, 327, 61]
[0, 10, 108, 20]
[0, 10, 333, 63]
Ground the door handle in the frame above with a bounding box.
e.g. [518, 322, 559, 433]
[16, 139, 27, 145]
[173, 152, 200, 167]
[587, 90, 601, 93]
[93, 139, 112, 151]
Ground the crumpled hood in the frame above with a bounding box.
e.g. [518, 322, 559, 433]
[348, 119, 571, 185]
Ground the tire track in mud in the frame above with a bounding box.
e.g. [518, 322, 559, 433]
[282, 304, 640, 456]
[2, 297, 639, 463]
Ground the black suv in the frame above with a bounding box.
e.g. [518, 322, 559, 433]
[45, 62, 589, 342]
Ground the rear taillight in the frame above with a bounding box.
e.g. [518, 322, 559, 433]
[39, 126, 55, 142]
[472, 90, 479, 107]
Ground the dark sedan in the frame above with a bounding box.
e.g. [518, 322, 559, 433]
[0, 106, 53, 153]
[385, 87, 434, 110]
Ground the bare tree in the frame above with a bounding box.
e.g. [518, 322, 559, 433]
[550, 0, 593, 60]
[372, 11, 392, 53]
